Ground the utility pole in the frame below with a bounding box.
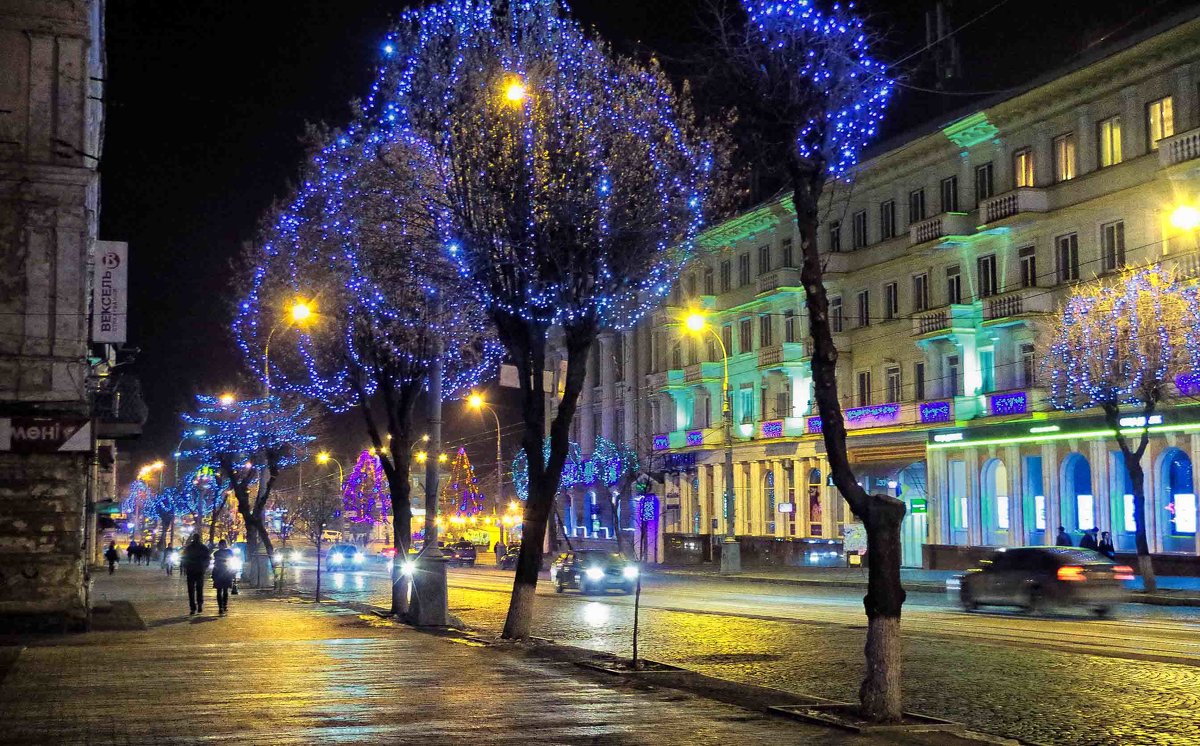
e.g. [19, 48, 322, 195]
[412, 307, 449, 626]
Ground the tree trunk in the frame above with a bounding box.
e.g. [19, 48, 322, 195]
[387, 451, 414, 617]
[1104, 404, 1157, 593]
[791, 164, 906, 723]
[501, 318, 594, 638]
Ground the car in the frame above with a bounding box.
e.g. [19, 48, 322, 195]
[955, 546, 1132, 616]
[326, 543, 364, 568]
[321, 529, 343, 543]
[498, 542, 521, 570]
[550, 551, 638, 594]
[443, 540, 477, 567]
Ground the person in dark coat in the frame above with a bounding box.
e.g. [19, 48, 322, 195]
[126, 540, 135, 564]
[1080, 527, 1100, 551]
[1055, 526, 1073, 547]
[104, 541, 120, 574]
[181, 533, 212, 615]
[1098, 531, 1116, 559]
[211, 539, 236, 615]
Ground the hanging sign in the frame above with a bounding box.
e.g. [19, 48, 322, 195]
[92, 241, 128, 343]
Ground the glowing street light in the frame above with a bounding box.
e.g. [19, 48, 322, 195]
[316, 451, 344, 491]
[290, 300, 313, 323]
[503, 77, 527, 103]
[1171, 204, 1200, 232]
[264, 298, 316, 394]
[219, 393, 236, 406]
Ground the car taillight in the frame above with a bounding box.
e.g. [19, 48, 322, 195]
[1113, 565, 1135, 580]
[1057, 565, 1086, 582]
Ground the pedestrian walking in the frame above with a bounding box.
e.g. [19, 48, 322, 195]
[181, 533, 212, 615]
[1080, 527, 1100, 551]
[126, 540, 135, 564]
[212, 539, 236, 615]
[1055, 525, 1073, 547]
[104, 541, 120, 575]
[494, 539, 506, 563]
[1098, 531, 1116, 559]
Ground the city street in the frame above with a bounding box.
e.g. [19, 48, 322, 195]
[292, 562, 1200, 746]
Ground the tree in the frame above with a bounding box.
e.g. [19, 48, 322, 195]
[1047, 267, 1200, 593]
[440, 447, 487, 519]
[182, 395, 313, 566]
[341, 449, 392, 547]
[234, 130, 498, 616]
[371, 0, 716, 638]
[290, 488, 342, 602]
[704, 0, 901, 722]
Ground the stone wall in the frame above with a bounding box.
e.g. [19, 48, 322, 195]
[0, 451, 89, 631]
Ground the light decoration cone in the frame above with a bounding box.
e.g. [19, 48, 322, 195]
[343, 449, 391, 527]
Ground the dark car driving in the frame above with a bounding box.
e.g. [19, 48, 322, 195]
[955, 546, 1131, 616]
[498, 542, 521, 570]
[326, 543, 364, 568]
[443, 540, 477, 567]
[550, 550, 638, 594]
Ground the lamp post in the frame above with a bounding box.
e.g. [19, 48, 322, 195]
[684, 311, 740, 574]
[136, 461, 165, 543]
[173, 429, 207, 487]
[263, 300, 314, 395]
[467, 392, 505, 542]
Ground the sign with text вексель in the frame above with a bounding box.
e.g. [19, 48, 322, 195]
[92, 240, 128, 343]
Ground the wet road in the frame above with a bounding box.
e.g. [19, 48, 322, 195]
[290, 563, 1200, 746]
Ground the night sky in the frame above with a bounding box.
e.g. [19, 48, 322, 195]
[100, 0, 1183, 479]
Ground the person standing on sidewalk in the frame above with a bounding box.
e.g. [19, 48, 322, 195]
[212, 539, 235, 616]
[181, 533, 212, 615]
[104, 541, 120, 574]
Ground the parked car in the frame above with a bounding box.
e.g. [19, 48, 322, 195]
[321, 529, 343, 543]
[326, 543, 364, 568]
[955, 546, 1131, 616]
[443, 540, 477, 567]
[550, 550, 638, 595]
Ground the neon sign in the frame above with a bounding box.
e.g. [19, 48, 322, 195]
[919, 400, 952, 424]
[989, 391, 1027, 416]
[685, 430, 704, 447]
[652, 434, 669, 451]
[760, 420, 784, 438]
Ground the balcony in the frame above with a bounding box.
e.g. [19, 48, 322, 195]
[684, 361, 722, 383]
[645, 371, 668, 391]
[1159, 126, 1200, 168]
[980, 188, 1048, 224]
[981, 288, 1054, 324]
[94, 374, 148, 439]
[757, 342, 806, 369]
[912, 303, 977, 338]
[756, 267, 803, 295]
[1168, 250, 1200, 281]
[909, 212, 974, 246]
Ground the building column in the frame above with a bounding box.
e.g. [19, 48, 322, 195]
[1075, 104, 1094, 175]
[965, 447, 982, 546]
[1090, 439, 1112, 536]
[580, 355, 595, 446]
[927, 448, 948, 544]
[1144, 444, 1160, 554]
[772, 460, 786, 537]
[818, 455, 835, 539]
[1176, 65, 1198, 134]
[1122, 85, 1146, 161]
[1033, 123, 1053, 187]
[599, 332, 616, 441]
[743, 461, 759, 536]
[1005, 445, 1023, 546]
[623, 332, 638, 449]
[1042, 442, 1059, 545]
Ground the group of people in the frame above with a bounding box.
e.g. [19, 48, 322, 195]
[1055, 525, 1117, 559]
[127, 540, 153, 565]
[179, 533, 238, 615]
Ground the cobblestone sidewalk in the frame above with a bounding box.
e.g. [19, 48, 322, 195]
[0, 566, 894, 745]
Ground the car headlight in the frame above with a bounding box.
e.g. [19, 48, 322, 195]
[585, 566, 605, 581]
[401, 561, 416, 577]
[291, 550, 302, 562]
[330, 554, 343, 565]
[352, 554, 364, 565]
[229, 556, 244, 572]
[622, 565, 638, 579]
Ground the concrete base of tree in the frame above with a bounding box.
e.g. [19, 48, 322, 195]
[719, 538, 741, 574]
[409, 552, 449, 626]
[247, 552, 274, 588]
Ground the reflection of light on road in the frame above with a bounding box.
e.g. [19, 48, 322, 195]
[333, 572, 345, 590]
[354, 574, 365, 591]
[582, 602, 609, 628]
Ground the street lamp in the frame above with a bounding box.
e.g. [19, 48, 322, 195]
[503, 76, 527, 104]
[1171, 204, 1200, 232]
[136, 461, 165, 542]
[467, 392, 505, 542]
[173, 428, 207, 487]
[219, 393, 236, 406]
[316, 451, 344, 491]
[682, 310, 740, 574]
[263, 299, 315, 394]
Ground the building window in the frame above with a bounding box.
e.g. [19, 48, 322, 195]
[830, 297, 843, 333]
[720, 260, 731, 292]
[784, 310, 797, 343]
[739, 387, 754, 424]
[706, 338, 717, 363]
[759, 314, 773, 347]
[852, 210, 868, 249]
[722, 324, 732, 356]
[980, 348, 995, 393]
[1053, 132, 1076, 182]
[914, 362, 926, 401]
[883, 282, 898, 320]
[856, 290, 870, 328]
[880, 200, 895, 240]
[671, 342, 682, 370]
[974, 162, 994, 205]
[912, 273, 929, 312]
[758, 244, 771, 274]
[946, 264, 962, 304]
[946, 354, 961, 397]
[1147, 96, 1174, 151]
[1019, 246, 1037, 288]
[977, 254, 998, 298]
[738, 253, 751, 286]
[1055, 233, 1079, 283]
[739, 318, 753, 354]
[703, 266, 714, 295]
[908, 188, 926, 223]
[885, 366, 902, 403]
[593, 410, 603, 440]
[1098, 115, 1122, 168]
[829, 221, 841, 253]
[781, 238, 794, 268]
[940, 176, 959, 213]
[685, 273, 697, 299]
[1013, 148, 1034, 188]
[857, 371, 872, 407]
[613, 336, 625, 382]
[1101, 220, 1126, 272]
[1020, 343, 1036, 386]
